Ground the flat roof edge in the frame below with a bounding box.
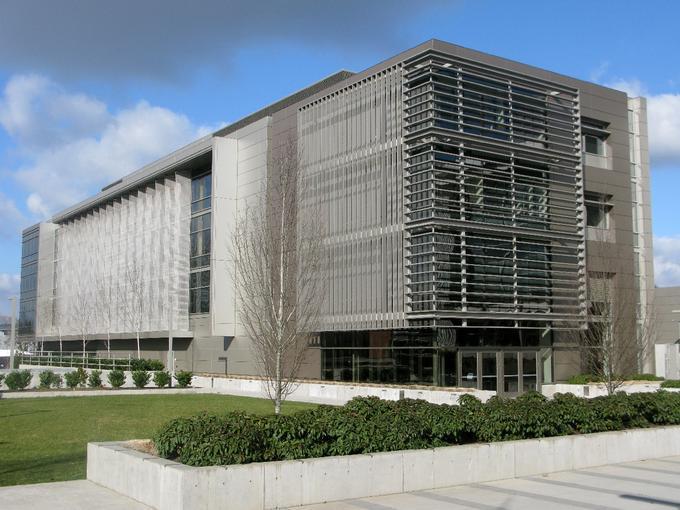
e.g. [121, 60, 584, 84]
[51, 134, 213, 223]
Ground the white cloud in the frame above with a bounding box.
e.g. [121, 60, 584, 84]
[0, 273, 21, 317]
[606, 79, 680, 168]
[0, 74, 109, 152]
[0, 74, 215, 218]
[654, 236, 680, 287]
[647, 94, 680, 167]
[0, 191, 26, 239]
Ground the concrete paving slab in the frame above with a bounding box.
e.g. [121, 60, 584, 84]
[0, 480, 150, 510]
[296, 456, 680, 510]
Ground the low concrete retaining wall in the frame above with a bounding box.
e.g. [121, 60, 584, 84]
[194, 375, 496, 405]
[541, 381, 664, 398]
[87, 425, 680, 510]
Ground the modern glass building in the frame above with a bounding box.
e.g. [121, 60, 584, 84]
[19, 40, 654, 394]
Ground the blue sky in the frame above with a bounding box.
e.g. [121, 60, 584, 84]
[1, 0, 679, 315]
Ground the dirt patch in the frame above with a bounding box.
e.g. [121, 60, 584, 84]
[124, 439, 158, 456]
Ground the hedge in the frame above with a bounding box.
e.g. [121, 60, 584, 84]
[154, 391, 680, 468]
[661, 380, 680, 389]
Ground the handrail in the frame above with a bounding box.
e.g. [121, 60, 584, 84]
[17, 351, 134, 371]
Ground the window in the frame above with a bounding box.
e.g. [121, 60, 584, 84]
[581, 117, 610, 156]
[588, 271, 614, 316]
[191, 173, 211, 213]
[190, 171, 212, 313]
[585, 192, 612, 229]
[583, 134, 604, 155]
[189, 269, 210, 314]
[190, 212, 211, 269]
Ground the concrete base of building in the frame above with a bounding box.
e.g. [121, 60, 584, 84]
[87, 425, 680, 510]
[193, 373, 496, 405]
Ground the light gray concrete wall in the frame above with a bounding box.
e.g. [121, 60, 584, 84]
[88, 425, 680, 510]
[193, 374, 495, 405]
[656, 286, 680, 344]
[540, 381, 675, 398]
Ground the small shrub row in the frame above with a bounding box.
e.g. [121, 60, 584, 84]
[661, 380, 680, 389]
[567, 373, 663, 384]
[154, 391, 680, 467]
[1, 368, 193, 390]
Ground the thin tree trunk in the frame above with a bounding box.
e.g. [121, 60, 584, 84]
[136, 331, 141, 359]
[107, 331, 111, 357]
[275, 349, 282, 415]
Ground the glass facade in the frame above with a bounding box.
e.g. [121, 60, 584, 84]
[18, 226, 40, 338]
[190, 172, 211, 314]
[320, 329, 548, 393]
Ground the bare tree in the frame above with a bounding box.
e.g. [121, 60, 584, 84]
[35, 296, 52, 353]
[573, 231, 655, 394]
[68, 278, 95, 357]
[121, 260, 148, 359]
[52, 294, 64, 353]
[94, 274, 116, 356]
[230, 139, 326, 414]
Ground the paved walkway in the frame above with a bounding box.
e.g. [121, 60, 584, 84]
[298, 456, 680, 510]
[2, 457, 679, 509]
[0, 480, 149, 509]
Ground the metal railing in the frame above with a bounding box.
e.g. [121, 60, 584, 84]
[18, 351, 134, 371]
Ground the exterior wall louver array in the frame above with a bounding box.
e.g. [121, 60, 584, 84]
[298, 67, 407, 331]
[45, 175, 191, 337]
[402, 50, 587, 329]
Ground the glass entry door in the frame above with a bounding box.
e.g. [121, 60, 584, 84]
[460, 352, 478, 388]
[501, 351, 539, 395]
[481, 352, 498, 391]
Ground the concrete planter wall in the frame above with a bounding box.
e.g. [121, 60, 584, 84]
[87, 425, 680, 510]
[541, 381, 665, 398]
[194, 375, 496, 405]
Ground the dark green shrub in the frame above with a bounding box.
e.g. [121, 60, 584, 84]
[153, 371, 171, 388]
[153, 392, 680, 468]
[132, 370, 150, 388]
[88, 370, 103, 388]
[629, 373, 663, 381]
[5, 370, 32, 390]
[130, 359, 165, 371]
[75, 367, 88, 386]
[566, 374, 601, 384]
[175, 370, 193, 388]
[661, 380, 680, 389]
[64, 370, 82, 389]
[108, 369, 126, 388]
[38, 370, 63, 389]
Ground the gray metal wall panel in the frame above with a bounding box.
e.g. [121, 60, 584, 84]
[298, 66, 405, 331]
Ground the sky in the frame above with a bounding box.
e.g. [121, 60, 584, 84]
[0, 0, 679, 315]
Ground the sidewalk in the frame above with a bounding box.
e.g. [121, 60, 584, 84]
[0, 480, 150, 510]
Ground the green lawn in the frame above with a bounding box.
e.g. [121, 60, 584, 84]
[0, 393, 316, 487]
